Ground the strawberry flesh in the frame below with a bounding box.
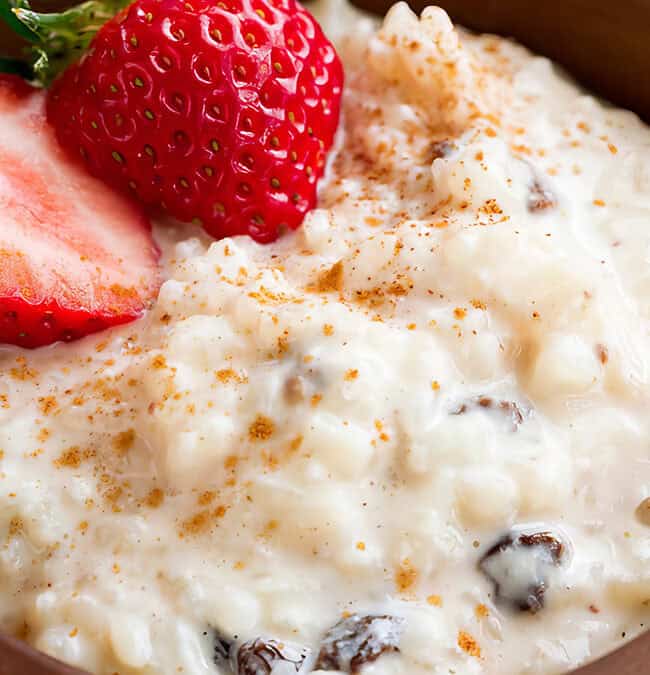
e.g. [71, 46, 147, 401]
[0, 75, 160, 349]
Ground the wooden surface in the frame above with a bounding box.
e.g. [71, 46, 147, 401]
[1, 0, 650, 673]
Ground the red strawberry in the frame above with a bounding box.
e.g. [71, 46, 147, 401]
[45, 0, 343, 243]
[0, 74, 160, 349]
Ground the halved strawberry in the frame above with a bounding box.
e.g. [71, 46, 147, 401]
[0, 75, 160, 349]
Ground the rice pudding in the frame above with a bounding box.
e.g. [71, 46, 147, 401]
[1, 2, 650, 673]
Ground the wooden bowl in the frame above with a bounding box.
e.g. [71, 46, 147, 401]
[1, 1, 649, 673]
[0, 633, 86, 675]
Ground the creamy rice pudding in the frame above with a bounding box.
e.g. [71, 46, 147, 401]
[1, 2, 650, 674]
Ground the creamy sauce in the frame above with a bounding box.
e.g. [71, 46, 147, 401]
[1, 3, 650, 673]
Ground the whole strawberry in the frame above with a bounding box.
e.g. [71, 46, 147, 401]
[41, 0, 343, 243]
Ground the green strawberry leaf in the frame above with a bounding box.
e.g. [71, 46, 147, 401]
[0, 0, 38, 43]
[1, 0, 129, 84]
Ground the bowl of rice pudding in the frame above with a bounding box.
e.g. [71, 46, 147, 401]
[1, 0, 650, 674]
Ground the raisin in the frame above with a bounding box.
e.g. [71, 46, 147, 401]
[479, 528, 568, 613]
[315, 614, 405, 673]
[427, 139, 454, 162]
[283, 362, 324, 405]
[496, 400, 524, 428]
[235, 638, 308, 675]
[636, 497, 650, 526]
[212, 629, 235, 666]
[528, 178, 556, 212]
[284, 374, 310, 404]
[451, 396, 525, 431]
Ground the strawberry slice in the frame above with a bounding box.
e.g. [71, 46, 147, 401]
[0, 75, 160, 349]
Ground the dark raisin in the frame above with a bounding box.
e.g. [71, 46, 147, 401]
[497, 400, 524, 428]
[284, 374, 310, 404]
[235, 638, 308, 675]
[528, 179, 556, 212]
[212, 629, 235, 665]
[451, 396, 525, 431]
[315, 614, 405, 673]
[636, 497, 650, 526]
[427, 139, 454, 162]
[283, 362, 325, 405]
[479, 528, 569, 613]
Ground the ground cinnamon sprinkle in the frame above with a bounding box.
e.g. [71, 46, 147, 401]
[395, 558, 418, 592]
[479, 198, 503, 215]
[54, 446, 95, 469]
[144, 488, 164, 508]
[458, 630, 481, 658]
[475, 603, 489, 618]
[596, 343, 609, 364]
[215, 368, 246, 384]
[224, 454, 239, 471]
[288, 435, 303, 453]
[10, 360, 37, 381]
[151, 354, 167, 369]
[104, 485, 123, 512]
[179, 510, 211, 536]
[8, 516, 23, 537]
[197, 490, 216, 506]
[276, 332, 289, 356]
[315, 260, 344, 293]
[248, 414, 275, 441]
[38, 396, 58, 415]
[112, 429, 135, 455]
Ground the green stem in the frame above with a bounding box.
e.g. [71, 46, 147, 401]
[0, 0, 38, 43]
[1, 0, 129, 84]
